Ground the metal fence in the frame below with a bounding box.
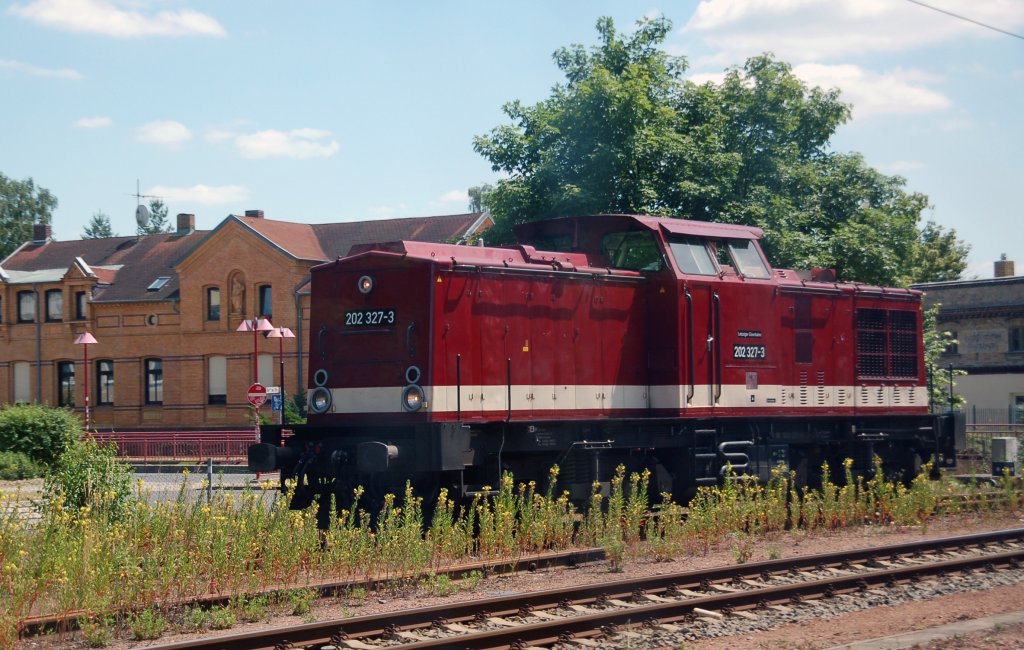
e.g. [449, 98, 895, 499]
[91, 430, 257, 463]
[958, 422, 1024, 474]
[966, 405, 1024, 425]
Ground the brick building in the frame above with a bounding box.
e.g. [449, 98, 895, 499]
[0, 210, 491, 429]
[913, 256, 1024, 424]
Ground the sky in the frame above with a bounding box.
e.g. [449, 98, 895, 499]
[1, 0, 1021, 279]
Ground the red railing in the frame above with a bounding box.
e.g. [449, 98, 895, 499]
[90, 430, 258, 463]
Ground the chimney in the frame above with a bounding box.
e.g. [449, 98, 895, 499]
[176, 213, 195, 235]
[244, 209, 264, 219]
[995, 254, 1015, 278]
[32, 223, 52, 245]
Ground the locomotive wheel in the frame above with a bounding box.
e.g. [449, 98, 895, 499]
[900, 451, 924, 484]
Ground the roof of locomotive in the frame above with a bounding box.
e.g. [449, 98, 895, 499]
[316, 213, 921, 299]
[326, 213, 764, 272]
[325, 238, 602, 274]
[514, 213, 764, 242]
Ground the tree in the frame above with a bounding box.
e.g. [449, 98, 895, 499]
[0, 172, 57, 258]
[82, 211, 116, 239]
[474, 16, 969, 286]
[468, 184, 494, 213]
[922, 304, 966, 412]
[906, 220, 970, 284]
[137, 198, 171, 235]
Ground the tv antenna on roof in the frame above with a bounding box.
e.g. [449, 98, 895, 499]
[129, 179, 161, 231]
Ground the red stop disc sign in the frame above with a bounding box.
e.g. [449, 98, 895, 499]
[247, 383, 268, 406]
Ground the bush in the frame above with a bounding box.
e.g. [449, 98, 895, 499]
[128, 608, 167, 640]
[42, 436, 136, 521]
[0, 403, 82, 468]
[0, 451, 44, 480]
[285, 390, 307, 424]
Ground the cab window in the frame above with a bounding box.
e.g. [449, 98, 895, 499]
[601, 231, 664, 272]
[669, 237, 717, 275]
[726, 239, 771, 279]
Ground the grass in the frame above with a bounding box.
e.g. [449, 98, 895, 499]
[0, 460, 1020, 648]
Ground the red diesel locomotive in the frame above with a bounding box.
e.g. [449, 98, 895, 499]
[249, 213, 963, 516]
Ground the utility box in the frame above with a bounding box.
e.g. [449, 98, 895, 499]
[991, 437, 1019, 477]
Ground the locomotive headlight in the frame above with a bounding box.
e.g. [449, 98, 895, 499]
[402, 384, 424, 412]
[310, 386, 332, 414]
[357, 275, 374, 294]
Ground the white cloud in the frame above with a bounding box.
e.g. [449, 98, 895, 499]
[437, 190, 469, 204]
[0, 58, 82, 79]
[792, 63, 951, 118]
[147, 184, 250, 205]
[9, 0, 225, 37]
[233, 128, 340, 160]
[137, 120, 192, 147]
[684, 0, 1023, 61]
[688, 63, 950, 119]
[74, 116, 111, 128]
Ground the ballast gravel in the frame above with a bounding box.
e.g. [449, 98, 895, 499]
[585, 567, 1024, 649]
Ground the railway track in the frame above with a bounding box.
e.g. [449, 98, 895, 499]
[142, 527, 1024, 650]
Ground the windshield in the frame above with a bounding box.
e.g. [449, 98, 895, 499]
[669, 237, 717, 275]
[600, 231, 664, 271]
[727, 239, 770, 279]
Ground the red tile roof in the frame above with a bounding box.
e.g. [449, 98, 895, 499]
[2, 212, 490, 304]
[314, 213, 488, 257]
[3, 232, 206, 302]
[236, 217, 326, 260]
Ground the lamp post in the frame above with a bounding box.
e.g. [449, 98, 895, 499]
[265, 326, 295, 424]
[236, 316, 273, 421]
[73, 332, 97, 431]
[947, 362, 955, 412]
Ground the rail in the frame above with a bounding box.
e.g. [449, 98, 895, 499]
[89, 430, 258, 463]
[138, 528, 1024, 650]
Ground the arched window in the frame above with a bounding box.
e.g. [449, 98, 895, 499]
[97, 360, 114, 406]
[258, 354, 274, 387]
[46, 290, 63, 321]
[145, 358, 163, 404]
[75, 291, 88, 320]
[207, 287, 221, 321]
[208, 356, 227, 404]
[57, 361, 75, 407]
[258, 284, 272, 318]
[17, 291, 35, 323]
[13, 362, 31, 403]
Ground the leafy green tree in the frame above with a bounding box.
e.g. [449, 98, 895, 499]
[922, 304, 966, 412]
[474, 16, 969, 286]
[285, 389, 307, 425]
[468, 184, 494, 213]
[0, 172, 57, 258]
[138, 198, 171, 235]
[907, 220, 970, 284]
[82, 210, 116, 239]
